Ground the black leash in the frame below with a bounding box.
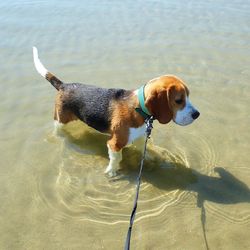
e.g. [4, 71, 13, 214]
[124, 116, 154, 250]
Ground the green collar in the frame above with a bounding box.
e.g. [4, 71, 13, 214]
[135, 84, 152, 120]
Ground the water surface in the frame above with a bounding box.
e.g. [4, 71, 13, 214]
[1, 0, 250, 249]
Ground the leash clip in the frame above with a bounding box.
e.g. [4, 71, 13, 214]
[145, 116, 154, 138]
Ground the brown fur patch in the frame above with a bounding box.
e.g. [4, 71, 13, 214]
[54, 91, 78, 123]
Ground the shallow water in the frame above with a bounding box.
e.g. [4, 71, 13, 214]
[1, 0, 250, 249]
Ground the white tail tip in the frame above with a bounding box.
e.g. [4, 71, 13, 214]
[33, 46, 48, 78]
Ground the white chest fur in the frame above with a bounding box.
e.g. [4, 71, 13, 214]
[128, 124, 146, 144]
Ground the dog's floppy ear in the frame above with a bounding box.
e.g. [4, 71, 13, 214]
[145, 87, 173, 124]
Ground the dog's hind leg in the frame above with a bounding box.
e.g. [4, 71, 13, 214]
[53, 108, 64, 136]
[53, 92, 78, 135]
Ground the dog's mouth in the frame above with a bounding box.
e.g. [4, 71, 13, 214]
[173, 110, 200, 126]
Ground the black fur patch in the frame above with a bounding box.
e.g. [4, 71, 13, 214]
[61, 83, 130, 132]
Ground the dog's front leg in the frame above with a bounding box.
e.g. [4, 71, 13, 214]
[105, 144, 122, 177]
[105, 131, 128, 177]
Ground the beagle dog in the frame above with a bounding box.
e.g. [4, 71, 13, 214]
[33, 47, 200, 177]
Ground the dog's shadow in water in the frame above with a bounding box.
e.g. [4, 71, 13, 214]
[61, 123, 250, 206]
[142, 164, 250, 205]
[61, 124, 250, 206]
[60, 124, 250, 250]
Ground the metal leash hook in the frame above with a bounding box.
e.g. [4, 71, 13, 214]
[145, 116, 154, 138]
[124, 116, 154, 250]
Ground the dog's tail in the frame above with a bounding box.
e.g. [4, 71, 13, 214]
[33, 47, 63, 91]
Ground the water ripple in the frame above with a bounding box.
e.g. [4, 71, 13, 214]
[36, 126, 250, 226]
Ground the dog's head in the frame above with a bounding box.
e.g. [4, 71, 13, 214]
[145, 75, 200, 126]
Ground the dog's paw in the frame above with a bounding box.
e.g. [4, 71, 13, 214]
[105, 165, 118, 177]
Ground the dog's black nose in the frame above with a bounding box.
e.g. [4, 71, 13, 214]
[192, 111, 200, 120]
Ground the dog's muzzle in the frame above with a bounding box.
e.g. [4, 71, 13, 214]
[174, 98, 200, 126]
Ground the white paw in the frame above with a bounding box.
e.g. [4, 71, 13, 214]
[105, 165, 118, 177]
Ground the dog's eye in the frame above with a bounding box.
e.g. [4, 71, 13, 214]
[175, 99, 183, 104]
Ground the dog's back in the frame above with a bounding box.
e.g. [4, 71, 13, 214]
[58, 83, 130, 132]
